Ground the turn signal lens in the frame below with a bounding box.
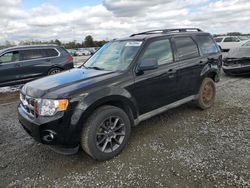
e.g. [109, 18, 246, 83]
[57, 99, 69, 111]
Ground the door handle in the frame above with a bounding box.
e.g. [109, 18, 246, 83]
[199, 58, 208, 65]
[45, 59, 51, 62]
[168, 69, 176, 73]
[167, 69, 176, 79]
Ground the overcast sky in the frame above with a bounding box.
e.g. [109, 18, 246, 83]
[1, 0, 250, 44]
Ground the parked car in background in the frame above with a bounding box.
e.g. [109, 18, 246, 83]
[0, 45, 73, 87]
[67, 49, 77, 56]
[75, 49, 91, 56]
[214, 36, 245, 52]
[85, 48, 97, 55]
[223, 40, 250, 75]
[18, 28, 222, 161]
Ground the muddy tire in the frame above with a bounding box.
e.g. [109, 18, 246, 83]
[196, 78, 216, 110]
[81, 105, 131, 161]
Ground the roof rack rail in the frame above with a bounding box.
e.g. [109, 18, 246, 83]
[130, 28, 202, 37]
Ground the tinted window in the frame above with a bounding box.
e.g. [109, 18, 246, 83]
[242, 41, 250, 47]
[224, 37, 240, 42]
[20, 49, 46, 61]
[44, 49, 59, 57]
[196, 35, 219, 55]
[140, 39, 173, 66]
[175, 37, 199, 60]
[215, 38, 223, 43]
[0, 51, 20, 63]
[224, 37, 232, 42]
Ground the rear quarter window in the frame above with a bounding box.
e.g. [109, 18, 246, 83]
[196, 35, 219, 55]
[174, 37, 199, 60]
[44, 49, 59, 57]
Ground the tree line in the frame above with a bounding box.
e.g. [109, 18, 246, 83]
[0, 35, 108, 49]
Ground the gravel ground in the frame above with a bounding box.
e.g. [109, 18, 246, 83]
[0, 73, 249, 188]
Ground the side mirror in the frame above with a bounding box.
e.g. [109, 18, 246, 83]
[139, 58, 158, 71]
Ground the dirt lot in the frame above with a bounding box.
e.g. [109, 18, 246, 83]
[0, 73, 249, 188]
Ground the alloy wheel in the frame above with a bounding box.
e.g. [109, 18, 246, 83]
[96, 116, 126, 153]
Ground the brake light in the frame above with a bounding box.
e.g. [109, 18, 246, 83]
[67, 56, 73, 62]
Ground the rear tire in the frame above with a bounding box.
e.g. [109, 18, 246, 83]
[81, 105, 131, 161]
[48, 67, 62, 75]
[196, 78, 216, 110]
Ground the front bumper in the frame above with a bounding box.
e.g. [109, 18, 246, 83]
[223, 64, 250, 75]
[18, 104, 79, 148]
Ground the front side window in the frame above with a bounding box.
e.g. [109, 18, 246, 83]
[175, 37, 199, 60]
[0, 51, 20, 64]
[196, 35, 219, 55]
[140, 39, 173, 66]
[84, 41, 142, 71]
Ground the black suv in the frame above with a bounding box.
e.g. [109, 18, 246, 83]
[18, 28, 222, 161]
[0, 45, 74, 87]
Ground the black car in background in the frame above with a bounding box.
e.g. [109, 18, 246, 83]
[0, 45, 74, 87]
[18, 28, 222, 161]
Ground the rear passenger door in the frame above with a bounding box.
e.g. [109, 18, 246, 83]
[173, 36, 202, 98]
[19, 48, 57, 79]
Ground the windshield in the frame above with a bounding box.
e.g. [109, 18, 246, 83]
[84, 40, 142, 71]
[242, 40, 250, 47]
[238, 36, 249, 41]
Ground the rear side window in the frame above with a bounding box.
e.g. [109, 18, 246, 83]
[21, 49, 45, 61]
[196, 35, 219, 55]
[0, 51, 20, 63]
[141, 39, 173, 65]
[224, 37, 240, 42]
[20, 48, 59, 61]
[175, 37, 199, 60]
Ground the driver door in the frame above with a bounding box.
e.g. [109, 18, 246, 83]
[0, 50, 21, 85]
[131, 38, 180, 115]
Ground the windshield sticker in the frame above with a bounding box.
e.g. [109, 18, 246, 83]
[125, 41, 142, 47]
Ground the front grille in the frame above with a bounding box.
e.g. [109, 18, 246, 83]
[20, 93, 36, 118]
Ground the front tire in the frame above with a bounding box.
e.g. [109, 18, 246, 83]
[196, 78, 216, 110]
[81, 105, 131, 161]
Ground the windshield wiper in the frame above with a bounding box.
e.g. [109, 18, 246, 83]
[87, 66, 105, 70]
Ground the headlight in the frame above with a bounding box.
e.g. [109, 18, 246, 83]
[35, 99, 68, 116]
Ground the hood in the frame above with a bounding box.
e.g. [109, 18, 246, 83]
[225, 47, 250, 59]
[22, 68, 118, 98]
